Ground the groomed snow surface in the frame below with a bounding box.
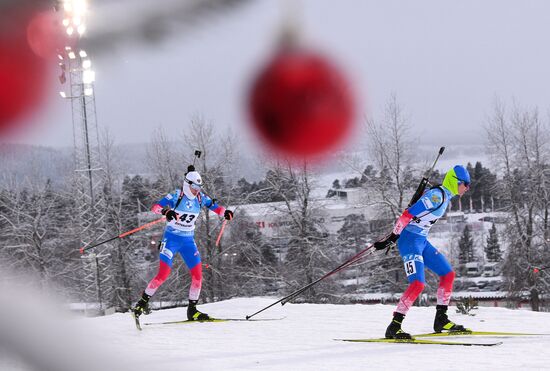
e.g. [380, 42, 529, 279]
[3, 297, 550, 371]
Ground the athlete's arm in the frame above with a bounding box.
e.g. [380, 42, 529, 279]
[200, 193, 225, 216]
[151, 190, 178, 214]
[392, 209, 414, 235]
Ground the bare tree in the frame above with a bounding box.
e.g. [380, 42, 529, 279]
[486, 99, 550, 311]
[146, 127, 181, 192]
[347, 94, 419, 296]
[259, 160, 339, 302]
[99, 129, 136, 311]
[363, 93, 417, 218]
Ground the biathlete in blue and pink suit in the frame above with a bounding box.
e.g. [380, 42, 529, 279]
[133, 165, 233, 321]
[373, 165, 471, 339]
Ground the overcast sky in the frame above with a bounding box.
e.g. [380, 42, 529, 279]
[11, 0, 550, 152]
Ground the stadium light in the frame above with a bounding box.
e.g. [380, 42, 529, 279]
[68, 51, 76, 59]
[83, 70, 95, 84]
[79, 50, 87, 58]
[59, 91, 67, 98]
[74, 0, 87, 14]
[77, 25, 86, 35]
[82, 59, 91, 69]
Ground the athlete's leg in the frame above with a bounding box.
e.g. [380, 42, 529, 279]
[422, 241, 453, 305]
[423, 241, 467, 332]
[394, 230, 427, 315]
[188, 263, 202, 301]
[178, 237, 209, 320]
[144, 234, 182, 295]
[134, 234, 178, 316]
[144, 261, 171, 296]
[386, 231, 428, 339]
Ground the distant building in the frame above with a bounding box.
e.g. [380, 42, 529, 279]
[233, 189, 391, 237]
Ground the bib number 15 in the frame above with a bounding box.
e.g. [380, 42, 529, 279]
[404, 260, 416, 276]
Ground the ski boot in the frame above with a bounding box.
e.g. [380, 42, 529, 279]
[433, 305, 470, 333]
[133, 292, 152, 318]
[385, 312, 412, 339]
[187, 299, 210, 321]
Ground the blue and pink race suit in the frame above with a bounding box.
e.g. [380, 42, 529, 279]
[392, 186, 456, 315]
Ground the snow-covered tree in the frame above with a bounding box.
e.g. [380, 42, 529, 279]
[219, 210, 279, 297]
[486, 99, 550, 311]
[485, 223, 502, 262]
[458, 225, 475, 266]
[262, 162, 339, 303]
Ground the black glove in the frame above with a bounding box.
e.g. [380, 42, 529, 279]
[224, 209, 234, 220]
[373, 232, 399, 251]
[161, 206, 178, 222]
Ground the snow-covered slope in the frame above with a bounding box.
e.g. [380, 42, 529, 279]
[3, 296, 549, 371]
[83, 298, 550, 370]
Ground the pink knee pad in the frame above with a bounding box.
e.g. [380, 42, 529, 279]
[437, 271, 455, 305]
[189, 264, 202, 301]
[144, 261, 171, 296]
[396, 280, 425, 315]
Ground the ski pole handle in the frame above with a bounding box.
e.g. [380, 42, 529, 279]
[79, 217, 165, 254]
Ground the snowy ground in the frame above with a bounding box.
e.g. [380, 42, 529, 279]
[4, 296, 549, 371]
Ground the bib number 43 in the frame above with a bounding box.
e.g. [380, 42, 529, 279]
[178, 213, 196, 224]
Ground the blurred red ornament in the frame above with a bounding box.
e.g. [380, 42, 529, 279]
[248, 48, 355, 159]
[27, 10, 72, 59]
[0, 9, 52, 136]
[533, 268, 539, 274]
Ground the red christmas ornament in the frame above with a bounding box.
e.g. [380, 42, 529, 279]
[27, 10, 72, 60]
[533, 268, 540, 274]
[248, 48, 355, 159]
[0, 8, 50, 136]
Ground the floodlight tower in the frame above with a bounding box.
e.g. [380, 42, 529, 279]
[58, 0, 112, 314]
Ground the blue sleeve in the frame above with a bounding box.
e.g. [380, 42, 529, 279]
[408, 188, 444, 216]
[157, 189, 179, 209]
[200, 192, 222, 212]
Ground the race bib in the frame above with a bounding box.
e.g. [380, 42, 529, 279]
[169, 212, 199, 231]
[404, 260, 416, 276]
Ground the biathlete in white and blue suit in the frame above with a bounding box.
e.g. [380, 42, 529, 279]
[374, 165, 471, 339]
[133, 165, 234, 321]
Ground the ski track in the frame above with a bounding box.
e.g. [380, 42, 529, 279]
[73, 298, 550, 371]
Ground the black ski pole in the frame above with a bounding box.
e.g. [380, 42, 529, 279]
[280, 246, 376, 305]
[246, 244, 375, 320]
